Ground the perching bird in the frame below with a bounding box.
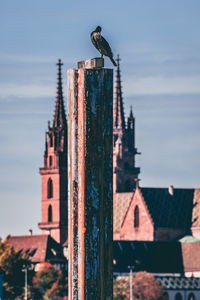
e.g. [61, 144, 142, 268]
[90, 26, 117, 66]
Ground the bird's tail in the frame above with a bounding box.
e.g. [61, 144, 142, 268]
[110, 56, 117, 67]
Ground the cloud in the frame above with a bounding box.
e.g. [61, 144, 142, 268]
[124, 75, 200, 96]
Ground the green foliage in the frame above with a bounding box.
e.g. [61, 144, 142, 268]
[0, 237, 32, 300]
[32, 262, 68, 300]
[114, 272, 165, 300]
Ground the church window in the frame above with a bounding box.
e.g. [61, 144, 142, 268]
[47, 178, 53, 198]
[49, 156, 52, 167]
[48, 205, 52, 222]
[188, 293, 195, 300]
[175, 293, 182, 300]
[50, 135, 53, 147]
[134, 205, 139, 228]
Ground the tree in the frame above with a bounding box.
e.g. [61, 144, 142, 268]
[129, 271, 164, 300]
[114, 272, 165, 300]
[0, 237, 32, 300]
[113, 277, 129, 300]
[32, 262, 68, 299]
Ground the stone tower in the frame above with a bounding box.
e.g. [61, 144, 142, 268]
[113, 55, 140, 193]
[38, 59, 68, 245]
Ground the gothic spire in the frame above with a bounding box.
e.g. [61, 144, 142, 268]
[128, 105, 134, 129]
[53, 59, 67, 128]
[113, 55, 125, 129]
[129, 105, 134, 119]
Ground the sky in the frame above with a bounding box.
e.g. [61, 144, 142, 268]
[0, 0, 200, 238]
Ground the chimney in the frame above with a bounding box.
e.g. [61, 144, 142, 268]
[168, 185, 174, 196]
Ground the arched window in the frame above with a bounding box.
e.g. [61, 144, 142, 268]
[49, 135, 53, 147]
[49, 156, 52, 167]
[48, 205, 52, 222]
[188, 293, 195, 300]
[134, 205, 139, 228]
[175, 293, 183, 300]
[47, 178, 53, 198]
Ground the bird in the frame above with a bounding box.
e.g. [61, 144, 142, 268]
[90, 26, 117, 67]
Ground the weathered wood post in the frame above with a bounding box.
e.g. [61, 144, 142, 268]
[67, 58, 113, 300]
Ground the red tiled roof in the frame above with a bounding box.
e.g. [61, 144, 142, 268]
[192, 189, 200, 227]
[7, 235, 49, 262]
[113, 193, 133, 232]
[7, 234, 65, 264]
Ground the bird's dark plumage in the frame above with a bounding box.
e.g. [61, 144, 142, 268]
[90, 26, 117, 66]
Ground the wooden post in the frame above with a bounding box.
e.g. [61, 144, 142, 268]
[68, 58, 113, 300]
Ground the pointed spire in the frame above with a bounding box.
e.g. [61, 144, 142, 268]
[114, 55, 125, 129]
[128, 105, 135, 130]
[53, 59, 67, 128]
[129, 105, 134, 119]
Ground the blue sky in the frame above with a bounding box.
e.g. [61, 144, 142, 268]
[0, 0, 200, 238]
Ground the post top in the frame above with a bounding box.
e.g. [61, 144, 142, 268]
[78, 58, 104, 69]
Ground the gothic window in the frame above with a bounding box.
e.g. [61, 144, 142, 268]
[47, 178, 53, 198]
[49, 135, 53, 147]
[188, 293, 195, 300]
[175, 293, 183, 300]
[49, 156, 52, 167]
[48, 205, 52, 222]
[134, 205, 139, 228]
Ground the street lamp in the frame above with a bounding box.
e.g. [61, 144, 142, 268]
[128, 266, 134, 300]
[22, 265, 28, 300]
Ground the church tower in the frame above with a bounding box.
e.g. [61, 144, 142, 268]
[38, 59, 68, 245]
[113, 55, 140, 193]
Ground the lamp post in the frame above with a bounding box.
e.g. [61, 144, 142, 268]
[128, 266, 134, 300]
[22, 265, 28, 300]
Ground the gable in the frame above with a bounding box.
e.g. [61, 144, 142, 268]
[119, 187, 154, 241]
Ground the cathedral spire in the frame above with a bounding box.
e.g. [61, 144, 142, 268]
[53, 59, 67, 128]
[114, 55, 125, 129]
[128, 105, 134, 129]
[129, 105, 133, 119]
